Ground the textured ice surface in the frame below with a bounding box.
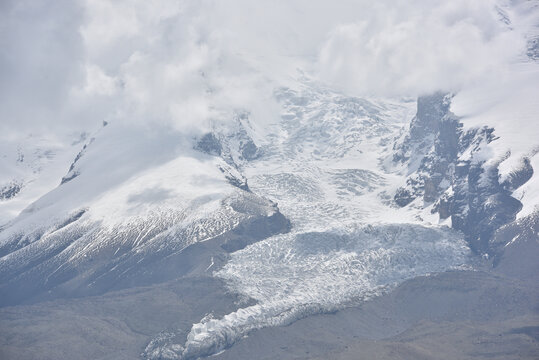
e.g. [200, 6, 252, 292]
[164, 225, 469, 359]
[150, 85, 470, 359]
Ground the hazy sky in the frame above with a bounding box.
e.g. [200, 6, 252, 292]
[0, 0, 533, 138]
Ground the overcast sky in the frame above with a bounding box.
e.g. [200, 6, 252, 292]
[0, 0, 534, 138]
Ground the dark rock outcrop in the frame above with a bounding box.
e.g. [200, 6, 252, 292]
[0, 181, 22, 201]
[195, 133, 222, 156]
[194, 114, 261, 191]
[527, 35, 539, 61]
[394, 93, 531, 255]
[218, 163, 250, 191]
[61, 139, 94, 185]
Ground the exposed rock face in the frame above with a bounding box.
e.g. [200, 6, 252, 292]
[218, 163, 250, 192]
[0, 182, 22, 201]
[194, 114, 261, 191]
[447, 160, 524, 253]
[61, 139, 94, 185]
[393, 92, 460, 207]
[195, 114, 260, 164]
[194, 133, 222, 156]
[393, 93, 532, 254]
[195, 132, 252, 191]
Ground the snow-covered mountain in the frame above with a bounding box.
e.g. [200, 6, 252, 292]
[1, 1, 538, 359]
[141, 76, 539, 359]
[0, 122, 290, 306]
[1, 72, 538, 360]
[1, 84, 538, 359]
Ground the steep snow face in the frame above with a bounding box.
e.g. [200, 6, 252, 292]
[0, 123, 290, 305]
[0, 124, 231, 234]
[0, 132, 86, 225]
[146, 84, 471, 359]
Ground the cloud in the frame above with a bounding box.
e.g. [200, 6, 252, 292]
[0, 0, 530, 139]
[0, 0, 85, 136]
[0, 0, 220, 137]
[315, 0, 527, 97]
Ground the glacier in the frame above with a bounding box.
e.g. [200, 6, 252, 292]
[143, 84, 471, 359]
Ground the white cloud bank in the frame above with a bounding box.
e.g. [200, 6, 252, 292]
[0, 0, 532, 137]
[317, 0, 527, 96]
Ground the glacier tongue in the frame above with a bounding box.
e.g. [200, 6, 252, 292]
[154, 84, 471, 359]
[171, 227, 469, 360]
[193, 225, 468, 358]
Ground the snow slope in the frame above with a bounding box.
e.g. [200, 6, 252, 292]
[0, 122, 289, 305]
[0, 132, 86, 225]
